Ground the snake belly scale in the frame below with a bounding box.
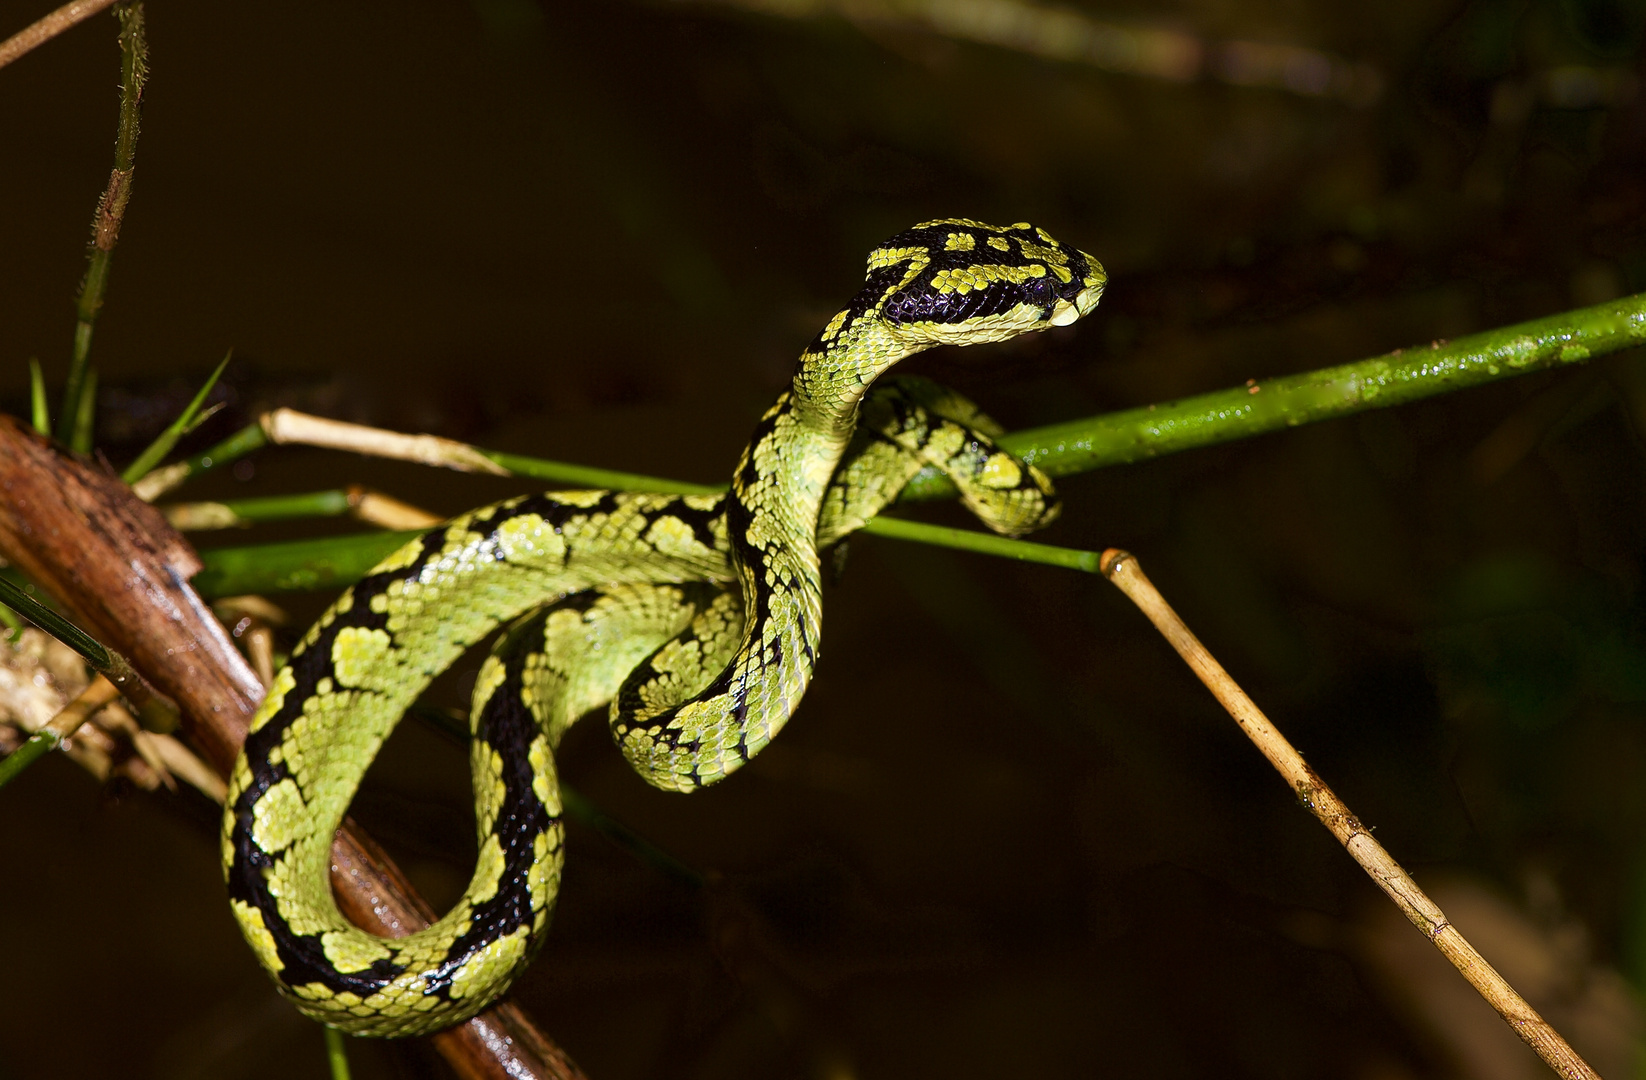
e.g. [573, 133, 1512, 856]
[224, 219, 1105, 1036]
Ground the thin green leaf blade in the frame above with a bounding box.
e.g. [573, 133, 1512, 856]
[121, 351, 232, 485]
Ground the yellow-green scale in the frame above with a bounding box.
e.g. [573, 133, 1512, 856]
[225, 218, 1106, 1038]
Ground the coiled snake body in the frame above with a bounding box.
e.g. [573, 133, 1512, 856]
[224, 219, 1105, 1036]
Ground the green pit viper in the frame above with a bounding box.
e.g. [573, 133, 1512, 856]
[224, 219, 1105, 1036]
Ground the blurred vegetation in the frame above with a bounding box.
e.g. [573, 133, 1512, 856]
[2, 0, 1645, 1077]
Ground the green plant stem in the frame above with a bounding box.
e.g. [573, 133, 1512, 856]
[0, 732, 60, 790]
[0, 601, 21, 641]
[194, 531, 421, 598]
[189, 294, 1645, 595]
[0, 726, 73, 789]
[191, 518, 1107, 598]
[189, 422, 266, 471]
[165, 489, 355, 530]
[130, 421, 269, 500]
[58, 2, 146, 443]
[0, 585, 143, 791]
[27, 359, 49, 435]
[183, 421, 262, 475]
[482, 450, 720, 495]
[0, 576, 116, 669]
[0, 575, 170, 731]
[70, 367, 97, 454]
[314, 292, 1646, 506]
[323, 1025, 351, 1080]
[902, 291, 1646, 500]
[122, 352, 231, 484]
[859, 516, 1103, 571]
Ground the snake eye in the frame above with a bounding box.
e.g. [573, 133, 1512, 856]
[1023, 274, 1058, 309]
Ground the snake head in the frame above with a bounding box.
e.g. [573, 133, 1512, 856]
[868, 219, 1106, 345]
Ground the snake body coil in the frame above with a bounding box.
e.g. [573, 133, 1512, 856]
[224, 219, 1105, 1036]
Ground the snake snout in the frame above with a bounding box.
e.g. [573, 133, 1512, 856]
[1048, 249, 1106, 327]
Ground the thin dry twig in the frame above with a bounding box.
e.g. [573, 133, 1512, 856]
[72, 685, 177, 790]
[0, 0, 117, 71]
[347, 486, 443, 529]
[0, 633, 199, 791]
[1098, 548, 1604, 1080]
[39, 673, 118, 740]
[145, 728, 226, 802]
[261, 407, 510, 474]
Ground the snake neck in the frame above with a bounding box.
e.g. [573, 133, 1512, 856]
[755, 313, 929, 533]
[792, 312, 923, 436]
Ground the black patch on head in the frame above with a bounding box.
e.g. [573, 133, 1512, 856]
[883, 278, 1034, 325]
[862, 220, 1091, 328]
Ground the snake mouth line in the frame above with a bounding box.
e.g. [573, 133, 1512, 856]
[1051, 284, 1105, 326]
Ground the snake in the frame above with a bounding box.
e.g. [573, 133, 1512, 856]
[222, 219, 1105, 1037]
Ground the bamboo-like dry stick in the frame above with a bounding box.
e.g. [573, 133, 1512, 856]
[0, 0, 116, 71]
[0, 674, 121, 790]
[145, 729, 227, 802]
[261, 407, 510, 475]
[40, 674, 119, 740]
[86, 696, 176, 790]
[347, 486, 443, 530]
[1098, 548, 1603, 1080]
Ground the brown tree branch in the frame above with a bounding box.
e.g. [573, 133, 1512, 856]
[0, 416, 587, 1080]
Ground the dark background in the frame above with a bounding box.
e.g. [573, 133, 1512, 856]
[3, 0, 1646, 1076]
